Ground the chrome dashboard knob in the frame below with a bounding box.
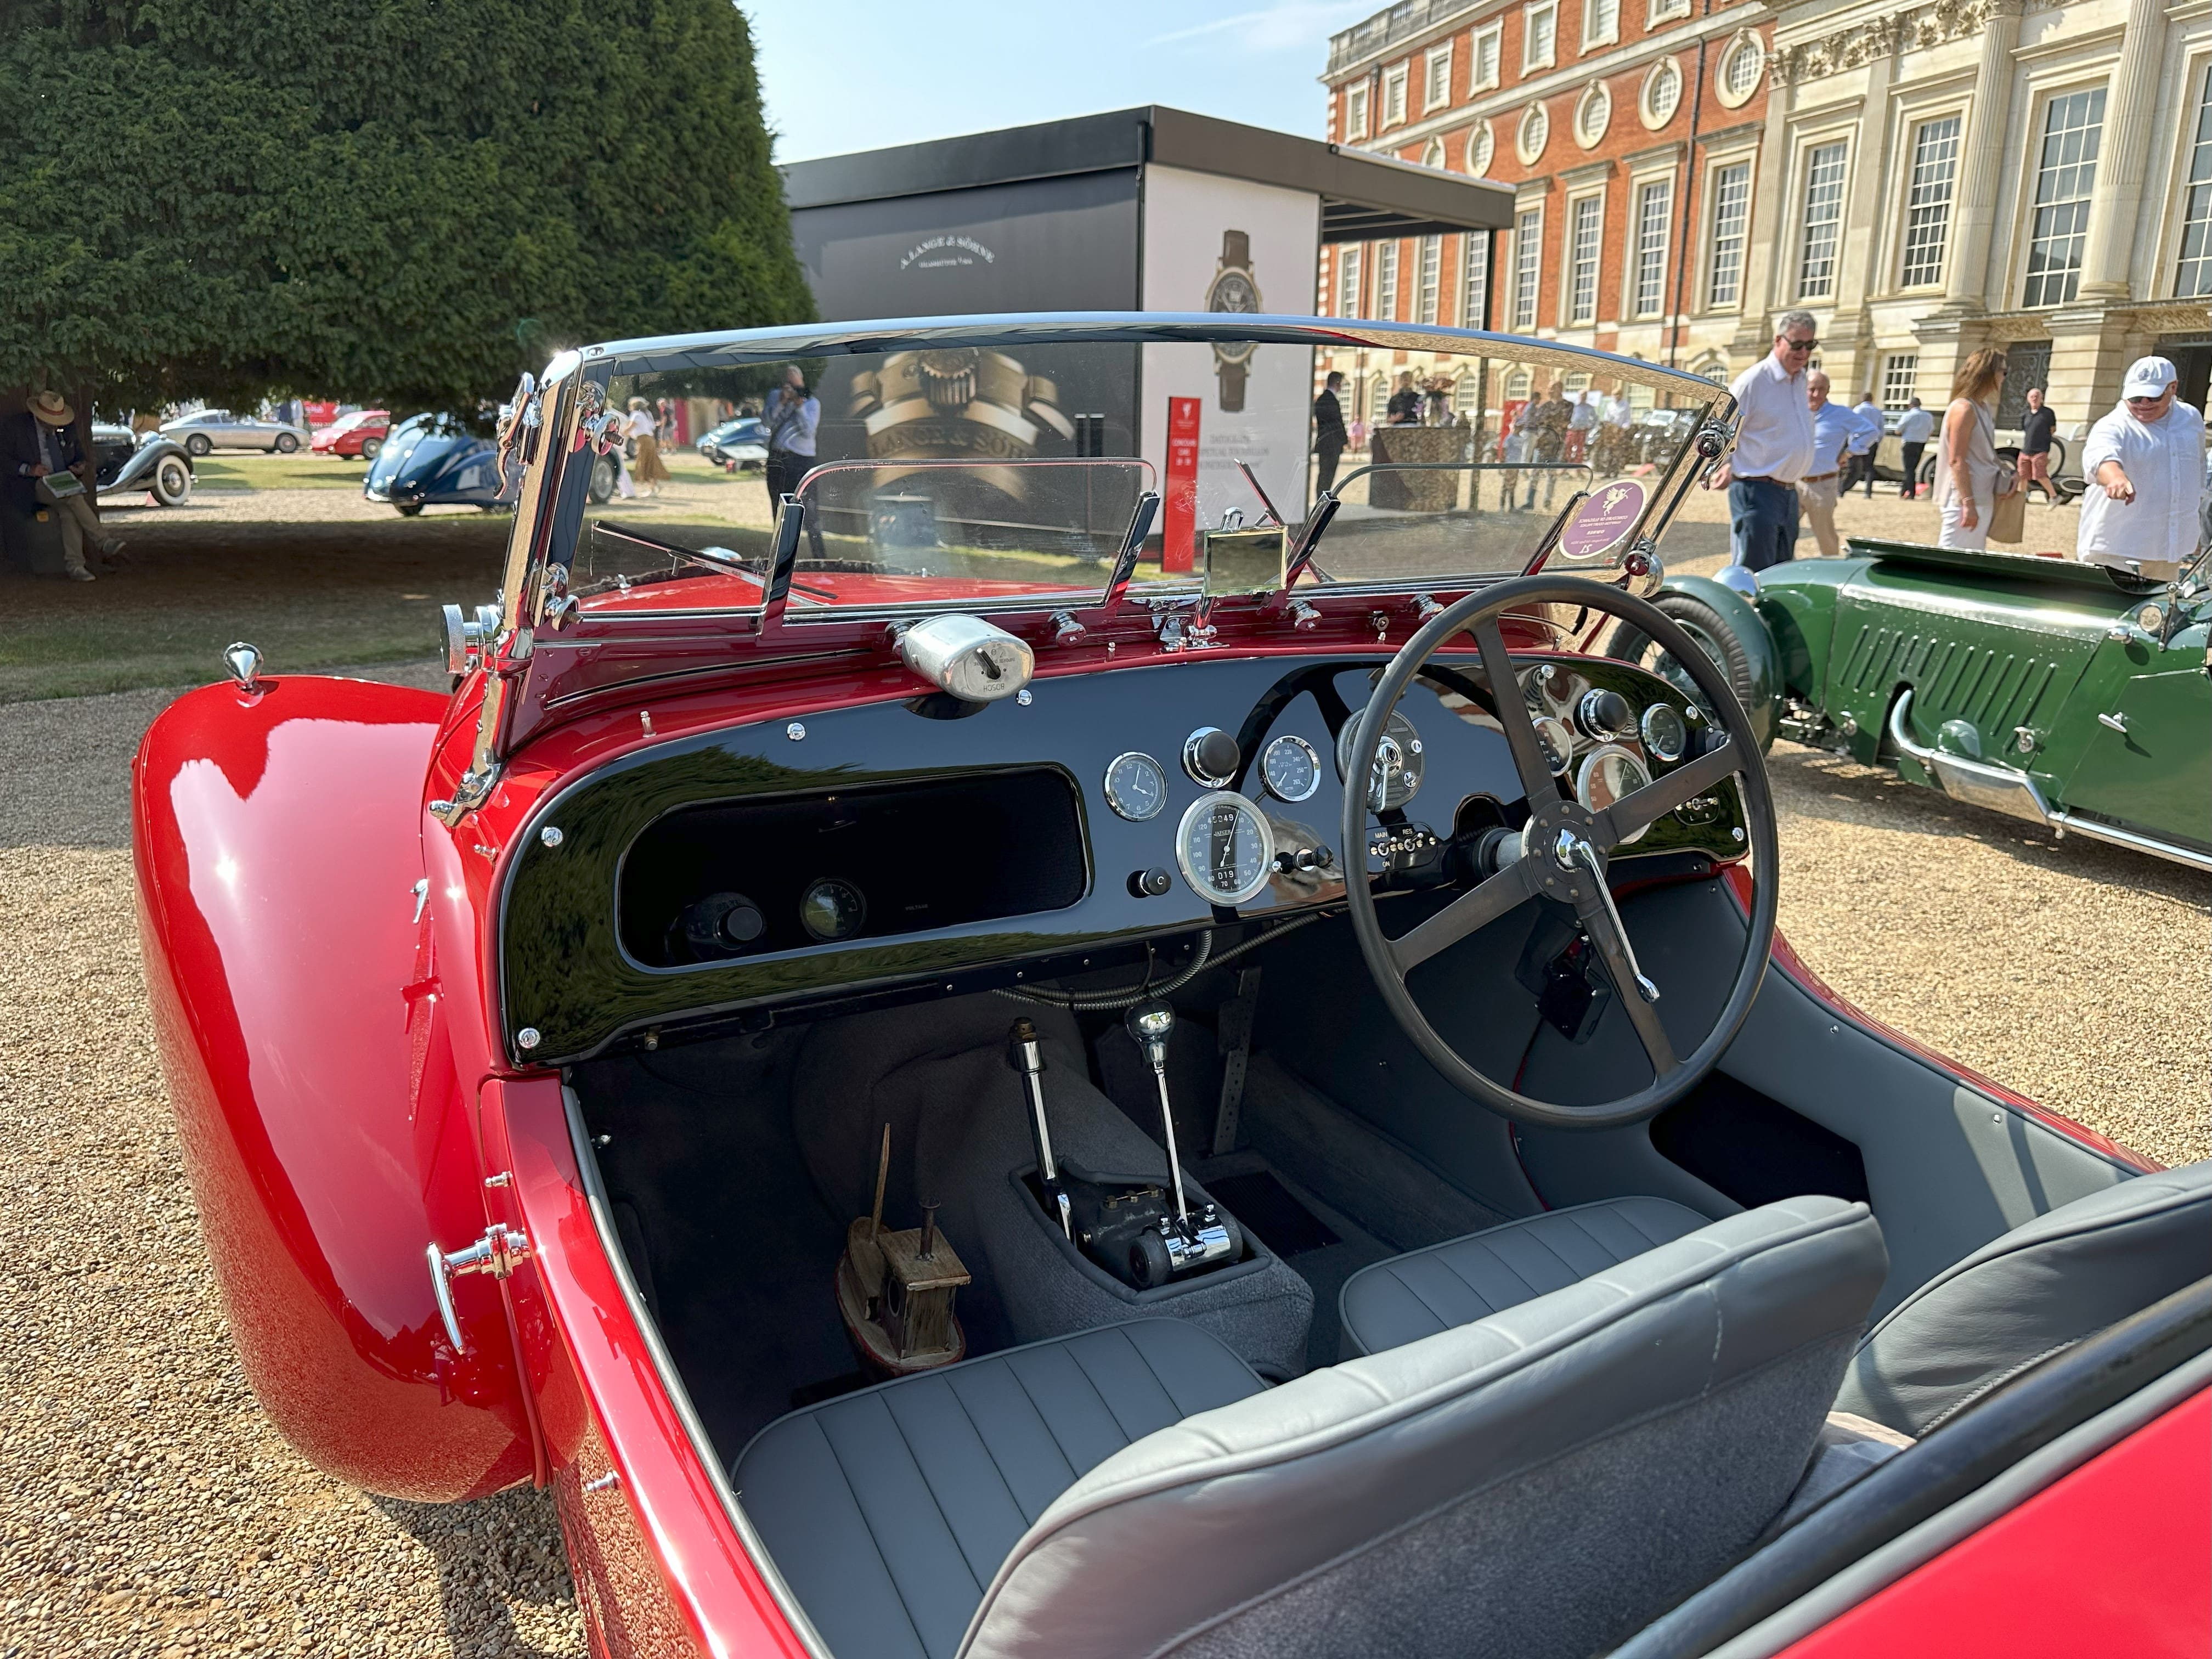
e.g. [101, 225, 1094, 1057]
[1183, 727, 1241, 786]
[1578, 688, 1634, 741]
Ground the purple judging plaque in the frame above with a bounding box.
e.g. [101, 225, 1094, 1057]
[1556, 479, 1646, 561]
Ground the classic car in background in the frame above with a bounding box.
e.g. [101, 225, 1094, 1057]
[696, 414, 768, 471]
[132, 318, 2210, 1659]
[310, 408, 390, 460]
[362, 411, 516, 515]
[1624, 539, 2210, 872]
[88, 421, 194, 507]
[1871, 413, 2086, 499]
[158, 407, 309, 455]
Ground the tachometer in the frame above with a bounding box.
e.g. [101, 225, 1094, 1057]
[1335, 709, 1426, 811]
[1259, 735, 1322, 803]
[1103, 751, 1168, 822]
[1640, 703, 1688, 763]
[1576, 746, 1654, 844]
[1175, 792, 1277, 906]
[799, 877, 868, 941]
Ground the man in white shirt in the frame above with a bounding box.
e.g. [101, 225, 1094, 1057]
[1708, 311, 1819, 572]
[1894, 398, 1936, 498]
[1848, 390, 1882, 498]
[2075, 356, 2207, 582]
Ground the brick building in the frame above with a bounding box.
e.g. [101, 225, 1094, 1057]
[1319, 0, 1776, 421]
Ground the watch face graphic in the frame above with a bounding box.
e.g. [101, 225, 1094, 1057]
[1209, 230, 1261, 410]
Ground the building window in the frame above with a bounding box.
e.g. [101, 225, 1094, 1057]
[1417, 234, 1443, 323]
[1425, 43, 1454, 111]
[1898, 116, 1961, 289]
[1505, 368, 1533, 400]
[1423, 137, 1447, 168]
[1633, 178, 1673, 316]
[1384, 62, 1409, 127]
[1584, 0, 1618, 49]
[1880, 353, 1919, 409]
[1641, 58, 1683, 128]
[2176, 65, 2212, 297]
[1337, 244, 1363, 318]
[1453, 375, 1479, 413]
[1344, 82, 1369, 139]
[1576, 82, 1611, 148]
[1375, 239, 1401, 320]
[1707, 159, 1751, 309]
[1691, 355, 1730, 385]
[1472, 23, 1503, 89]
[1468, 120, 1496, 176]
[1649, 0, 1690, 22]
[1718, 34, 1764, 105]
[1517, 100, 1550, 164]
[1462, 232, 1491, 325]
[1567, 195, 1603, 325]
[1797, 140, 1848, 299]
[1525, 1, 1558, 71]
[1513, 208, 1543, 331]
[2023, 88, 2104, 307]
[1370, 376, 1391, 422]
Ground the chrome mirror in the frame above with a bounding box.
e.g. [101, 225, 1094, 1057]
[1200, 524, 1287, 597]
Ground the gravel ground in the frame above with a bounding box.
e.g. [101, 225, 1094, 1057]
[2, 636, 2202, 1656]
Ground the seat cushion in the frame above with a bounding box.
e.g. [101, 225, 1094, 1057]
[1337, 1195, 1711, 1356]
[733, 1318, 1265, 1659]
[1836, 1157, 2212, 1436]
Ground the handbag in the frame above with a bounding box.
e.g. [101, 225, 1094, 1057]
[1988, 477, 2027, 544]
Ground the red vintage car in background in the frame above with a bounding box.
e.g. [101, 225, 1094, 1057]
[309, 406, 390, 459]
[134, 318, 2209, 1659]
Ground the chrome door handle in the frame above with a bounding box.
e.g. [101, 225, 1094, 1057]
[426, 1224, 532, 1352]
[2097, 711, 2128, 733]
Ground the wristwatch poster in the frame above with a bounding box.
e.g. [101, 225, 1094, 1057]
[1207, 230, 1261, 413]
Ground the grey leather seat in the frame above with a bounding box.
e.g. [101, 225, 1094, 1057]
[1337, 1195, 1711, 1357]
[735, 1319, 1267, 1659]
[1836, 1157, 2212, 1435]
[738, 1197, 1886, 1659]
[1341, 1160, 2212, 1438]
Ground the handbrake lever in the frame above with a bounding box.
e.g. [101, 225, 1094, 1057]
[1006, 1019, 1073, 1240]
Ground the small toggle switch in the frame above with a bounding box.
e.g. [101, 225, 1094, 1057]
[1129, 867, 1173, 898]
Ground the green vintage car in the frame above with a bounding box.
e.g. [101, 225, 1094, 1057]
[1607, 539, 2211, 873]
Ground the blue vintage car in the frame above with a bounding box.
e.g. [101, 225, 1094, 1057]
[363, 412, 517, 516]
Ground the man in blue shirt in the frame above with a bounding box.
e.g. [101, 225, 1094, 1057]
[1799, 371, 1882, 557]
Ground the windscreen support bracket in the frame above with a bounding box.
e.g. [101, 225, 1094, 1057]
[760, 496, 804, 626]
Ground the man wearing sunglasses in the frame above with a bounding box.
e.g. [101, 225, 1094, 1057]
[2076, 356, 2207, 582]
[1708, 311, 1819, 572]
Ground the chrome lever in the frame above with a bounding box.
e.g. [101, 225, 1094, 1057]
[1564, 832, 1660, 1003]
[425, 1224, 533, 1352]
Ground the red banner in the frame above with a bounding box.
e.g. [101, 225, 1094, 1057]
[1164, 396, 1201, 574]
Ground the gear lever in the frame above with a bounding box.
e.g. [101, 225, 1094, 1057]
[1123, 1002, 1237, 1284]
[1006, 1019, 1073, 1240]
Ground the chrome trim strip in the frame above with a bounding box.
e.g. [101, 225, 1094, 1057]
[558, 1086, 832, 1659]
[2048, 810, 2212, 872]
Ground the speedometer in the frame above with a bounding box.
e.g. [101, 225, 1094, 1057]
[1576, 745, 1654, 844]
[1175, 792, 1277, 906]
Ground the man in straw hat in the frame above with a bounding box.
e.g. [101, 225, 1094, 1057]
[4, 390, 124, 581]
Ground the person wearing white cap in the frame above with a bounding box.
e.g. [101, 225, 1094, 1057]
[2076, 356, 2207, 582]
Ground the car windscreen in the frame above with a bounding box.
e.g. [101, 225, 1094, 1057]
[552, 334, 1722, 619]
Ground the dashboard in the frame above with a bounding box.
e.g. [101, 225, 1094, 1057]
[501, 652, 1747, 1063]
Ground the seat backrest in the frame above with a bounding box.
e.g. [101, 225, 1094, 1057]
[1837, 1158, 2212, 1436]
[960, 1197, 1887, 1659]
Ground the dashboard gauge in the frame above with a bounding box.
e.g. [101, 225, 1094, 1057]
[1640, 703, 1689, 763]
[1576, 746, 1655, 844]
[1102, 751, 1169, 822]
[1175, 792, 1277, 907]
[1335, 709, 1426, 812]
[1259, 735, 1322, 803]
[798, 877, 868, 942]
[1532, 714, 1575, 777]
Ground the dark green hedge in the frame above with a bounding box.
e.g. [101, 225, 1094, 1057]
[0, 0, 814, 410]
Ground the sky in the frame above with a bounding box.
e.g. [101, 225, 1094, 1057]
[744, 1, 1379, 165]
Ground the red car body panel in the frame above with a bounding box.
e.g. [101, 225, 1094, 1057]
[310, 411, 390, 457]
[1774, 1389, 2211, 1657]
[132, 675, 535, 1500]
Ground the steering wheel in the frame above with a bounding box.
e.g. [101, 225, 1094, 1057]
[1340, 575, 1779, 1129]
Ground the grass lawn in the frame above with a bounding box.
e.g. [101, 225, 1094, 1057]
[1, 518, 507, 701]
[191, 452, 381, 492]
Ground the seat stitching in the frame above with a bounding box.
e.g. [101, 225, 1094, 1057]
[1062, 1334, 1140, 1442]
[1440, 1242, 1538, 1306]
[1520, 1221, 1588, 1282]
[807, 1412, 933, 1655]
[1562, 1210, 1638, 1267]
[942, 1369, 1054, 1524]
[877, 1391, 988, 1601]
[994, 1362, 1082, 1489]
[1390, 1262, 1478, 1333]
[1123, 1328, 1187, 1421]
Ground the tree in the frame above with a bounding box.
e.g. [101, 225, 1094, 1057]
[0, 0, 814, 413]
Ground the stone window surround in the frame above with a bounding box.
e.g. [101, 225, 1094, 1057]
[1695, 140, 1760, 316]
[2000, 53, 2120, 311]
[1564, 185, 1609, 325]
[2159, 49, 2212, 299]
[1784, 121, 1857, 303]
[1471, 20, 1505, 90]
[1426, 40, 1458, 111]
[1384, 60, 1412, 127]
[1525, 0, 1560, 72]
[1892, 101, 1969, 296]
[1640, 53, 1685, 128]
[1583, 0, 1620, 53]
[1575, 78, 1615, 146]
[1714, 28, 1765, 109]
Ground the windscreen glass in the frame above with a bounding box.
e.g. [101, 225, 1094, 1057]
[556, 335, 1721, 617]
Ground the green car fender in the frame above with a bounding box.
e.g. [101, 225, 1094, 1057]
[1624, 572, 1787, 751]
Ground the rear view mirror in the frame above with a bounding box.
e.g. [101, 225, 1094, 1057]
[1201, 526, 1286, 597]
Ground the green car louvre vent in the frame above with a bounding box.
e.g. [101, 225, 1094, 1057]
[1838, 624, 2067, 736]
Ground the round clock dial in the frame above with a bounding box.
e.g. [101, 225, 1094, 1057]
[1103, 752, 1169, 822]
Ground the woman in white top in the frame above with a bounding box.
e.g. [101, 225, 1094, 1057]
[626, 396, 669, 493]
[1934, 348, 2007, 549]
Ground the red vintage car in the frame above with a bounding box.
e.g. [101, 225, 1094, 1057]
[309, 406, 391, 459]
[134, 319, 2209, 1659]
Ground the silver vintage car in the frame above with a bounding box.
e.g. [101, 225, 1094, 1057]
[159, 408, 309, 456]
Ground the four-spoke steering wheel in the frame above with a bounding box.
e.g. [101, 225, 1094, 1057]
[1340, 575, 1779, 1129]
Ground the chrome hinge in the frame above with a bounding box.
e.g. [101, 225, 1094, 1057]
[1285, 598, 1321, 631]
[1049, 610, 1086, 646]
[2097, 711, 2129, 733]
[426, 1224, 533, 1352]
